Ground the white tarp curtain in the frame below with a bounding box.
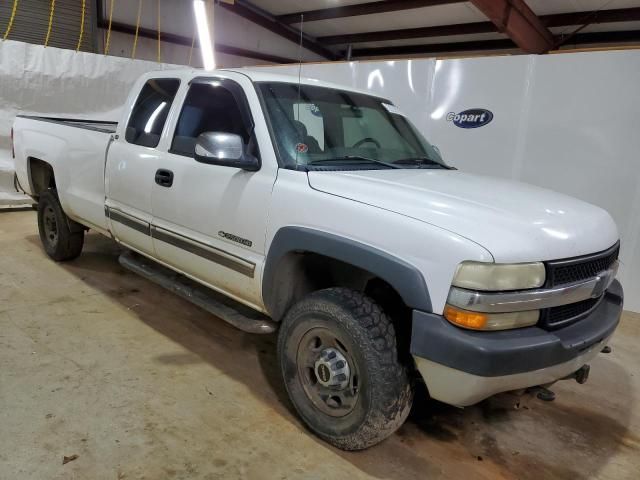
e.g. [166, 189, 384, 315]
[259, 51, 640, 312]
[0, 39, 180, 150]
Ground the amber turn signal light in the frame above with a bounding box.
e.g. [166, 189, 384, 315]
[443, 305, 488, 330]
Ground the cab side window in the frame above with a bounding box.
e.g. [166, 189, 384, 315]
[171, 82, 251, 157]
[126, 78, 180, 148]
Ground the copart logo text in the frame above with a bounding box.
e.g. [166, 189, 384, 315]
[446, 109, 493, 128]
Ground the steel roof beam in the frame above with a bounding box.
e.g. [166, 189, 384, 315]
[319, 7, 640, 45]
[350, 29, 640, 57]
[219, 0, 337, 60]
[278, 0, 466, 24]
[469, 0, 554, 53]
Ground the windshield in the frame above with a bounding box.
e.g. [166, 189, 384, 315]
[257, 82, 448, 170]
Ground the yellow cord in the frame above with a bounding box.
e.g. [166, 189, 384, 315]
[157, 0, 161, 62]
[44, 0, 56, 47]
[132, 0, 142, 59]
[76, 0, 86, 52]
[104, 0, 115, 55]
[3, 0, 19, 40]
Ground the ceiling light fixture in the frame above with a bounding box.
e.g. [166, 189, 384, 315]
[193, 0, 215, 70]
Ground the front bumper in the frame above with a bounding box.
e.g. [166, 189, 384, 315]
[410, 280, 623, 407]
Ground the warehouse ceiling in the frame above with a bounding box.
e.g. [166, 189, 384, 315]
[227, 0, 640, 60]
[2, 0, 639, 63]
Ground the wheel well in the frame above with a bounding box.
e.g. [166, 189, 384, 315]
[265, 252, 412, 353]
[28, 158, 55, 197]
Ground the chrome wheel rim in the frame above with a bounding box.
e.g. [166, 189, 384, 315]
[297, 327, 360, 418]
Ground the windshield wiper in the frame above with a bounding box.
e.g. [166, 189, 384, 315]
[308, 156, 401, 169]
[393, 156, 455, 169]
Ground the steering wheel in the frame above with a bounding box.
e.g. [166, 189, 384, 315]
[352, 137, 381, 148]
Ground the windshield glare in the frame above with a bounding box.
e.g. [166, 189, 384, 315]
[257, 82, 446, 169]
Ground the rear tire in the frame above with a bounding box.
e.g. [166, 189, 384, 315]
[37, 190, 84, 261]
[278, 288, 413, 450]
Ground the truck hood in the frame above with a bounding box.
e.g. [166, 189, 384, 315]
[307, 169, 618, 262]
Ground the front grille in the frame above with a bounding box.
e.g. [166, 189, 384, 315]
[538, 242, 619, 329]
[545, 243, 619, 288]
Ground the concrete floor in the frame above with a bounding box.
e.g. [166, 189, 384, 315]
[1, 209, 639, 480]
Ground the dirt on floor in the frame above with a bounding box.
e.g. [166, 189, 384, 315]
[0, 209, 639, 480]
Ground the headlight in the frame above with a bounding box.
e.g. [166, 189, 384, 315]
[445, 261, 546, 330]
[452, 261, 546, 291]
[444, 305, 539, 330]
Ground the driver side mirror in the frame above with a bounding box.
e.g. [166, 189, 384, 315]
[194, 132, 259, 171]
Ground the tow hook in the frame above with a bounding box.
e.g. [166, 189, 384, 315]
[560, 364, 591, 384]
[573, 364, 590, 384]
[526, 386, 556, 402]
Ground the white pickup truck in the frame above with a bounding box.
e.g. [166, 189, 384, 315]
[12, 68, 623, 450]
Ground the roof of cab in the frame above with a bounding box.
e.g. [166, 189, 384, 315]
[226, 68, 379, 97]
[142, 67, 384, 100]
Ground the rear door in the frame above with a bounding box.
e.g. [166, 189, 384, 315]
[150, 74, 276, 310]
[105, 77, 181, 256]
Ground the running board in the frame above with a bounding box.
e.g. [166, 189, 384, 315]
[118, 250, 277, 334]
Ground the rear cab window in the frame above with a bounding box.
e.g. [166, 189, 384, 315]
[125, 78, 180, 148]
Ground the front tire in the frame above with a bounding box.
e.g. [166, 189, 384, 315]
[278, 288, 413, 450]
[37, 190, 84, 261]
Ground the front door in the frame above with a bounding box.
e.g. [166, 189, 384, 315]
[105, 77, 181, 256]
[150, 76, 275, 311]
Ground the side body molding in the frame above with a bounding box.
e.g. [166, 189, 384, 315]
[262, 226, 432, 316]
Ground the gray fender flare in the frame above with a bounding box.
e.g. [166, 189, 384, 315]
[262, 226, 432, 314]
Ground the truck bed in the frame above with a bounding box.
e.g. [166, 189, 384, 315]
[13, 114, 120, 233]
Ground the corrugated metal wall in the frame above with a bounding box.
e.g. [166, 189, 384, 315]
[0, 0, 95, 52]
